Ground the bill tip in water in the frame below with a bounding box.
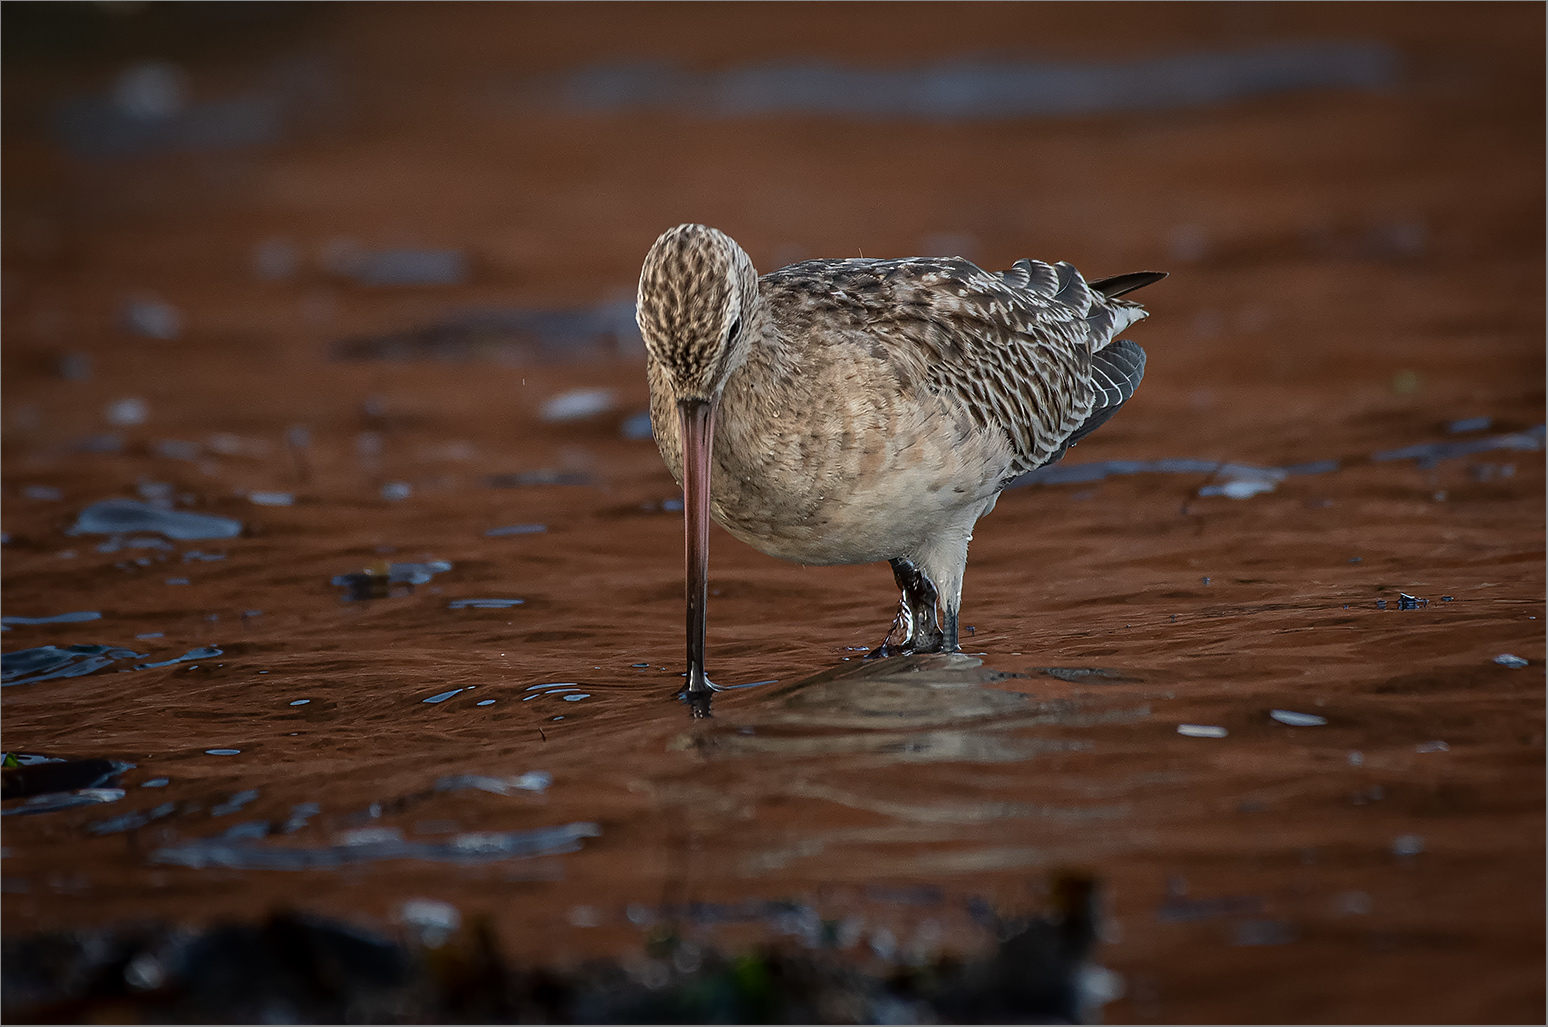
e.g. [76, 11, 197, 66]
[678, 675, 722, 718]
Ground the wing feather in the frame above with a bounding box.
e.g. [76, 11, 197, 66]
[761, 255, 1158, 477]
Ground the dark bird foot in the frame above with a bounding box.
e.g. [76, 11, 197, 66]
[866, 557, 949, 657]
[873, 638, 953, 662]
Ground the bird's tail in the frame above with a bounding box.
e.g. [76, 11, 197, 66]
[1082, 271, 1166, 353]
[1088, 270, 1167, 299]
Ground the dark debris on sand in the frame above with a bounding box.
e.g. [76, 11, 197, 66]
[2, 876, 1105, 1024]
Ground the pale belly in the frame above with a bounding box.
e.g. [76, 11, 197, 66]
[651, 361, 1016, 567]
[711, 468, 996, 567]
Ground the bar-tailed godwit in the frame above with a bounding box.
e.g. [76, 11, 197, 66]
[637, 224, 1163, 712]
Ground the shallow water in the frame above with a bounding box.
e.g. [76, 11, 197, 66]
[2, 4, 1543, 1023]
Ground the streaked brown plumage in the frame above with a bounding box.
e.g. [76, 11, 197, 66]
[637, 223, 1163, 710]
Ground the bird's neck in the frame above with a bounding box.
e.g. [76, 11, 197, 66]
[725, 305, 792, 396]
[715, 309, 802, 465]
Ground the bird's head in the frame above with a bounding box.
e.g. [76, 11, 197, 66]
[636, 224, 760, 715]
[636, 223, 759, 404]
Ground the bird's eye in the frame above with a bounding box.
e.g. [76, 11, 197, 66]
[727, 317, 742, 344]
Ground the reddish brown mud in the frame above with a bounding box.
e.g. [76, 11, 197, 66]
[2, 4, 1543, 1023]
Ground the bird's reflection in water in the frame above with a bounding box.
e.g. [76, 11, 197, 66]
[677, 653, 1136, 764]
[664, 654, 1143, 878]
[760, 653, 1029, 725]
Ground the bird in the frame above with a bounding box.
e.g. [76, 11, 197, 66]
[636, 223, 1163, 713]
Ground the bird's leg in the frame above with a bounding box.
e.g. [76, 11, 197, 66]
[868, 558, 944, 657]
[939, 603, 961, 654]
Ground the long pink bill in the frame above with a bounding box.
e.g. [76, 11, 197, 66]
[678, 396, 719, 714]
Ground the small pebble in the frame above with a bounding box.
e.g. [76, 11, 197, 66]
[1270, 709, 1327, 727]
[1177, 724, 1228, 738]
[1415, 740, 1448, 753]
[1494, 654, 1528, 669]
[1391, 834, 1425, 857]
[206, 749, 241, 756]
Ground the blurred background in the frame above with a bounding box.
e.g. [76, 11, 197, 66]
[2, 3, 1542, 473]
[2, 3, 1543, 1023]
[1, 2, 1542, 440]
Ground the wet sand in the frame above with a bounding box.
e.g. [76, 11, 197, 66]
[3, 3, 1544, 1022]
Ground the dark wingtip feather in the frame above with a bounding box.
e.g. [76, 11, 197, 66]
[1088, 271, 1168, 299]
[1065, 340, 1147, 448]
